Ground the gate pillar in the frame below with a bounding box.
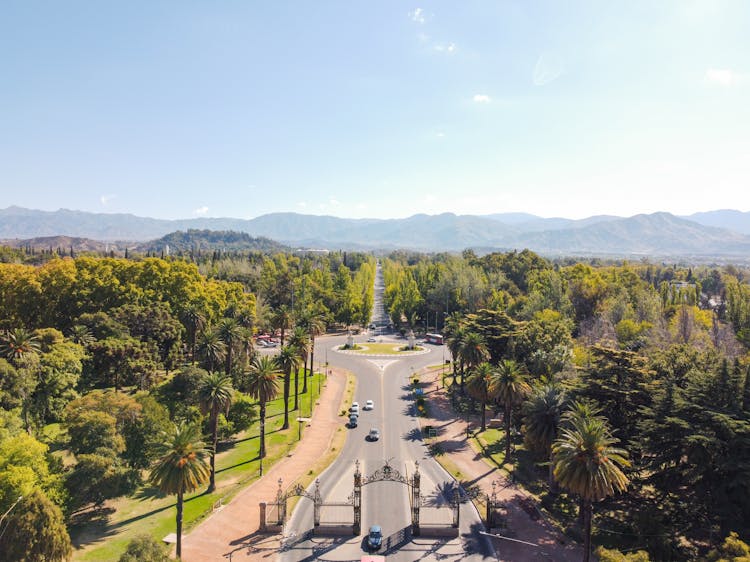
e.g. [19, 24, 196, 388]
[259, 502, 267, 532]
[313, 479, 322, 527]
[411, 461, 421, 536]
[353, 460, 362, 535]
[275, 478, 286, 526]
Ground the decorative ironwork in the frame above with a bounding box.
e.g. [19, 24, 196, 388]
[361, 458, 412, 487]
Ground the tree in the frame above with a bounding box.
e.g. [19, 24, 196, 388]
[276, 345, 301, 429]
[179, 304, 206, 365]
[466, 362, 494, 431]
[216, 317, 242, 377]
[287, 327, 310, 410]
[523, 381, 567, 489]
[0, 327, 40, 364]
[0, 490, 72, 562]
[490, 359, 531, 462]
[118, 534, 171, 562]
[196, 328, 226, 373]
[298, 309, 326, 394]
[444, 324, 466, 384]
[553, 415, 630, 562]
[458, 331, 489, 391]
[271, 305, 293, 347]
[246, 355, 280, 459]
[198, 372, 234, 493]
[148, 422, 210, 560]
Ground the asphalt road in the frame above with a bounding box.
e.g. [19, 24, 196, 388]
[279, 332, 492, 562]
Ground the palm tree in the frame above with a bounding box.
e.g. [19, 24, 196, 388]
[198, 372, 234, 493]
[0, 328, 40, 365]
[275, 345, 301, 429]
[180, 304, 206, 365]
[444, 325, 466, 385]
[217, 317, 242, 377]
[523, 381, 567, 489]
[271, 305, 293, 347]
[299, 310, 326, 394]
[247, 355, 280, 459]
[553, 415, 630, 562]
[149, 422, 211, 559]
[458, 331, 489, 391]
[287, 327, 310, 409]
[490, 359, 531, 462]
[197, 328, 226, 373]
[466, 362, 495, 432]
[68, 325, 96, 347]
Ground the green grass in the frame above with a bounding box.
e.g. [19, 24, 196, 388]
[342, 342, 424, 355]
[71, 371, 326, 561]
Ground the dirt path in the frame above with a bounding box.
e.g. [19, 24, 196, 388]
[418, 368, 582, 562]
[181, 368, 347, 562]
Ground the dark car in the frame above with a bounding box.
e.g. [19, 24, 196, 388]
[367, 525, 382, 550]
[349, 414, 358, 427]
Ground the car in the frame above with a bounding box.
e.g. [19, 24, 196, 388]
[367, 337, 377, 342]
[364, 399, 374, 410]
[350, 402, 359, 414]
[367, 525, 383, 550]
[367, 428, 380, 441]
[349, 414, 358, 427]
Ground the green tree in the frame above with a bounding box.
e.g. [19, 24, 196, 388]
[198, 372, 234, 493]
[553, 415, 630, 562]
[276, 345, 301, 429]
[246, 355, 280, 459]
[118, 534, 171, 562]
[148, 422, 210, 559]
[523, 381, 567, 489]
[466, 362, 494, 432]
[0, 490, 72, 562]
[287, 327, 310, 410]
[490, 359, 531, 462]
[216, 317, 242, 377]
[458, 331, 489, 391]
[196, 328, 226, 373]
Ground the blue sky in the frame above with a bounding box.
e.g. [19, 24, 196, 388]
[1, 1, 749, 220]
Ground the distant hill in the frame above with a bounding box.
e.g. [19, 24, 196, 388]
[3, 206, 750, 258]
[0, 235, 115, 253]
[684, 209, 750, 235]
[138, 230, 288, 253]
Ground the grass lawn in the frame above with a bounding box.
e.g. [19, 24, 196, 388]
[70, 371, 328, 561]
[342, 342, 424, 355]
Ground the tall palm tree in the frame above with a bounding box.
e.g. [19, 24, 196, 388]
[466, 362, 495, 432]
[198, 372, 234, 493]
[247, 355, 280, 459]
[490, 359, 531, 462]
[459, 332, 489, 391]
[275, 345, 301, 429]
[523, 381, 567, 489]
[68, 325, 96, 347]
[180, 304, 206, 365]
[149, 422, 211, 559]
[444, 325, 466, 385]
[287, 327, 311, 409]
[553, 415, 630, 562]
[271, 305, 293, 347]
[217, 317, 242, 377]
[299, 310, 326, 394]
[197, 328, 226, 373]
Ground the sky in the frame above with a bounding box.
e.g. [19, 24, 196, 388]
[1, 1, 749, 221]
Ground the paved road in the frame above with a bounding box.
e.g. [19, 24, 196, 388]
[280, 262, 491, 561]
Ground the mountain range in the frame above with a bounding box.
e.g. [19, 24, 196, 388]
[2, 206, 750, 259]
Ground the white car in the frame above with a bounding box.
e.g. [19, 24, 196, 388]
[367, 337, 377, 342]
[367, 428, 380, 441]
[350, 402, 359, 413]
[364, 400, 374, 410]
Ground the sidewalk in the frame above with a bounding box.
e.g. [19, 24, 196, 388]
[181, 367, 347, 562]
[417, 368, 582, 562]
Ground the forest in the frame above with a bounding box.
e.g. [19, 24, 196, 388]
[0, 245, 749, 560]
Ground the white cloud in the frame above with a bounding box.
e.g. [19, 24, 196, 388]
[434, 42, 456, 53]
[329, 198, 341, 206]
[100, 194, 116, 206]
[533, 52, 564, 86]
[297, 201, 307, 208]
[705, 68, 739, 86]
[409, 8, 425, 24]
[193, 206, 209, 215]
[473, 94, 491, 103]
